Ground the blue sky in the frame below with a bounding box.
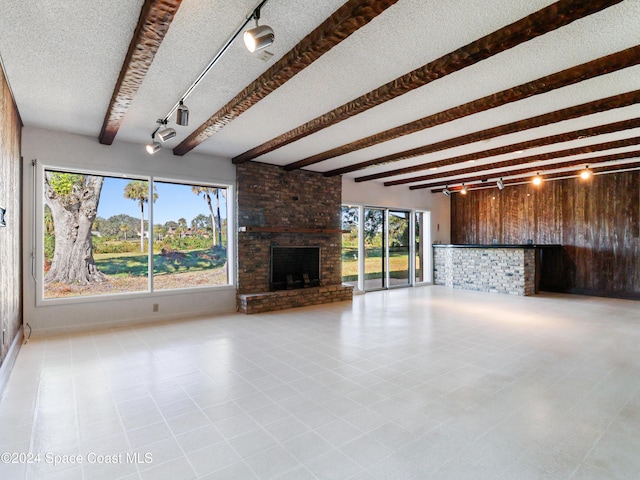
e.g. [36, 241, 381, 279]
[97, 177, 227, 225]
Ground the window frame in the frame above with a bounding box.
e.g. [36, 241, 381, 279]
[341, 203, 433, 291]
[35, 164, 235, 307]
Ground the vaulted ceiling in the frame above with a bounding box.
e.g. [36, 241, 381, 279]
[1, 0, 639, 194]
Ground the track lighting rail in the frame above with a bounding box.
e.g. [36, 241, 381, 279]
[146, 0, 270, 153]
[162, 0, 269, 125]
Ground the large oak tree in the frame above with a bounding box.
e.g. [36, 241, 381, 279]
[44, 172, 107, 285]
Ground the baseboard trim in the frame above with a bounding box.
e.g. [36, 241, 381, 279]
[541, 288, 640, 301]
[0, 329, 24, 401]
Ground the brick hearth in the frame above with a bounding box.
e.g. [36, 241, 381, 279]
[236, 162, 352, 313]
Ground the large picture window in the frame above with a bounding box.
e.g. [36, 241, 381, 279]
[42, 168, 231, 300]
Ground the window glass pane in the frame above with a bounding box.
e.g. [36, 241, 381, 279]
[364, 208, 385, 290]
[415, 212, 424, 283]
[152, 182, 229, 290]
[44, 170, 149, 299]
[341, 206, 359, 287]
[389, 210, 410, 286]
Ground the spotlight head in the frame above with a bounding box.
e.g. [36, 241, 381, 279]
[0, 206, 6, 227]
[442, 187, 450, 196]
[158, 127, 176, 142]
[496, 178, 504, 190]
[580, 166, 592, 180]
[244, 25, 274, 52]
[460, 184, 468, 195]
[176, 102, 189, 126]
[532, 174, 542, 186]
[145, 141, 161, 154]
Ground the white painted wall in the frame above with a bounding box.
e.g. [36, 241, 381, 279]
[342, 176, 451, 244]
[20, 128, 450, 335]
[22, 127, 237, 336]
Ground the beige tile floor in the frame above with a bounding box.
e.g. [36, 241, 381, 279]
[0, 286, 639, 480]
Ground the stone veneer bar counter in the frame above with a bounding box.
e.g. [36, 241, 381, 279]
[433, 244, 562, 296]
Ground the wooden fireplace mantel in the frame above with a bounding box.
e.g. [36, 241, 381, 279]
[238, 226, 349, 234]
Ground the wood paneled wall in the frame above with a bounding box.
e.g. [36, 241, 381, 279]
[0, 63, 22, 368]
[451, 172, 640, 299]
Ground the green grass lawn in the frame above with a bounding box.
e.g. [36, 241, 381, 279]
[342, 254, 417, 281]
[95, 247, 412, 282]
[94, 248, 226, 277]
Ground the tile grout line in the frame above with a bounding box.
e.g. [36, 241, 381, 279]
[570, 374, 640, 478]
[23, 339, 46, 480]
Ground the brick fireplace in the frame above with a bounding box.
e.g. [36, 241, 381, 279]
[236, 162, 353, 314]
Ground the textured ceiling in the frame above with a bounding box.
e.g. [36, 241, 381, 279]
[1, 0, 639, 193]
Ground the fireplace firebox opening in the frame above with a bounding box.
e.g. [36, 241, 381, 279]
[270, 246, 320, 291]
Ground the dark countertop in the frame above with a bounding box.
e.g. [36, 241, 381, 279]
[432, 244, 563, 249]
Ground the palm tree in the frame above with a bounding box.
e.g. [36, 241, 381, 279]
[176, 217, 187, 247]
[120, 223, 130, 241]
[215, 189, 225, 247]
[124, 181, 157, 252]
[177, 217, 187, 235]
[192, 186, 217, 247]
[153, 224, 165, 242]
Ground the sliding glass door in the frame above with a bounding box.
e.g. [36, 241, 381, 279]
[341, 206, 359, 288]
[415, 211, 424, 283]
[364, 207, 386, 290]
[389, 210, 410, 287]
[342, 205, 431, 291]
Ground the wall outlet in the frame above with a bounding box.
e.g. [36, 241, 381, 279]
[152, 303, 159, 313]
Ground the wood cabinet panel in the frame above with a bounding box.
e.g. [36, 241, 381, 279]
[451, 172, 640, 298]
[0, 65, 22, 367]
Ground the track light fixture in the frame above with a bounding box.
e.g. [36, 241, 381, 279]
[176, 101, 189, 126]
[145, 135, 161, 155]
[460, 184, 468, 195]
[244, 25, 274, 52]
[580, 165, 592, 180]
[532, 173, 543, 186]
[244, 6, 274, 53]
[144, 0, 271, 154]
[496, 178, 505, 190]
[146, 123, 162, 154]
[442, 186, 450, 196]
[158, 124, 176, 142]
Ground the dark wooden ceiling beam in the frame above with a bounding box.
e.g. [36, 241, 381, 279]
[99, 0, 183, 145]
[402, 136, 640, 189]
[379, 117, 640, 185]
[173, 0, 401, 157]
[233, 0, 622, 166]
[326, 44, 640, 178]
[328, 89, 640, 179]
[408, 150, 640, 190]
[355, 116, 640, 185]
[432, 161, 640, 193]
